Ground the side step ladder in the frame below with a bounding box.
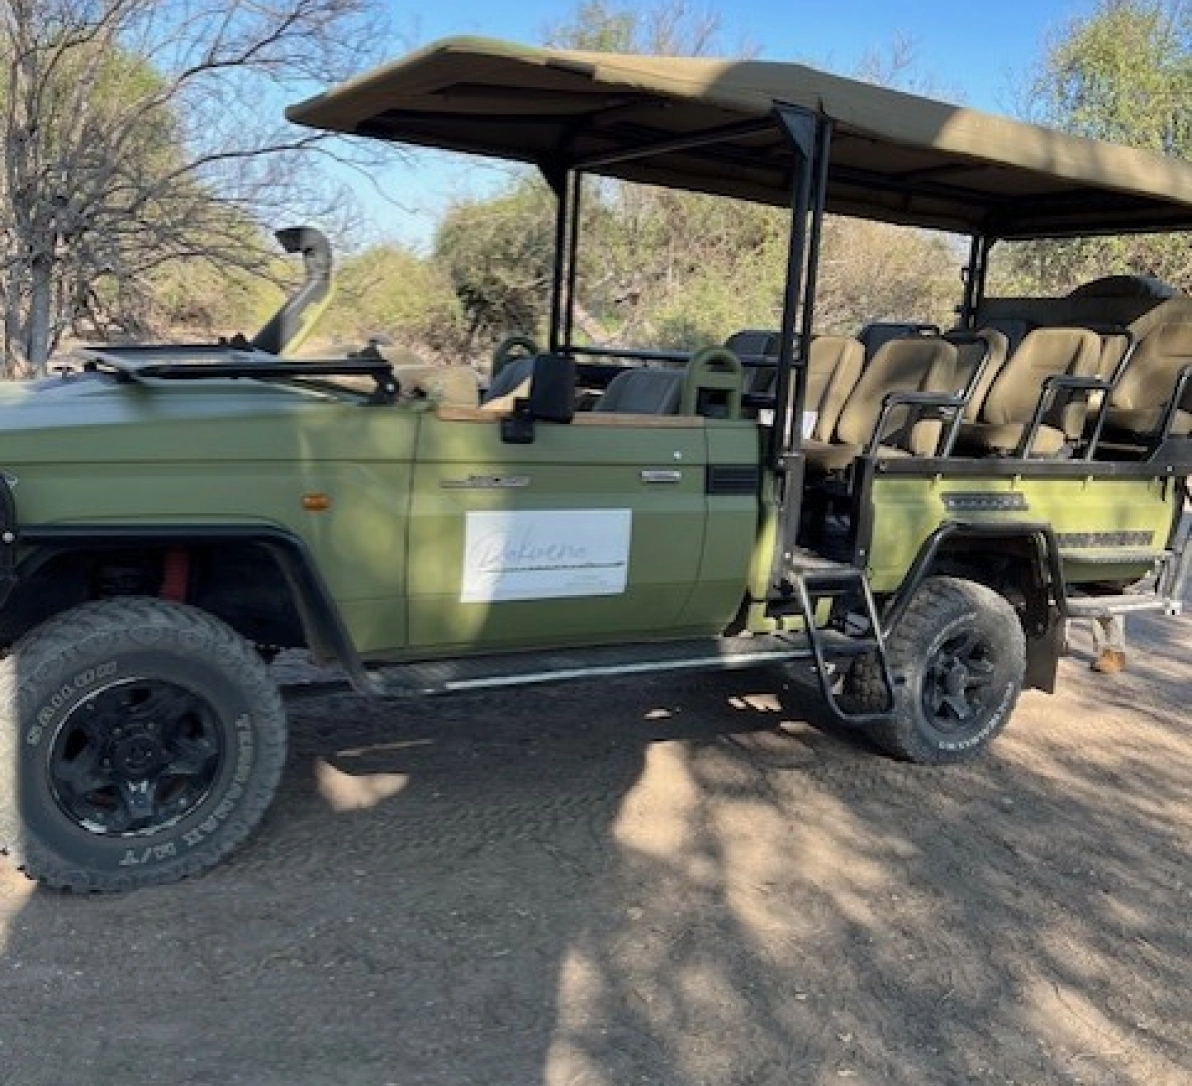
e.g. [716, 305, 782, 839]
[787, 562, 897, 726]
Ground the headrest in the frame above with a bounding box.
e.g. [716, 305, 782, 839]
[1068, 275, 1180, 300]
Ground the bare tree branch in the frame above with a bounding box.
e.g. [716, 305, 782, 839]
[0, 0, 391, 375]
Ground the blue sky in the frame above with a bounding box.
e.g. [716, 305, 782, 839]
[343, 0, 1099, 248]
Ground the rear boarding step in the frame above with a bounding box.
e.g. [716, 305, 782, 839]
[782, 552, 897, 727]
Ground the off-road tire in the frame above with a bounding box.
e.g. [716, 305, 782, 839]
[0, 598, 287, 891]
[845, 577, 1025, 764]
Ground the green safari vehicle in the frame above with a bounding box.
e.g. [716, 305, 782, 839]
[2, 38, 1191, 891]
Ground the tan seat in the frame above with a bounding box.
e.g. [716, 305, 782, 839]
[1104, 322, 1192, 438]
[908, 328, 1010, 455]
[982, 316, 1034, 355]
[948, 329, 1011, 422]
[858, 321, 938, 361]
[802, 335, 864, 441]
[391, 363, 480, 407]
[804, 337, 957, 472]
[956, 327, 1102, 456]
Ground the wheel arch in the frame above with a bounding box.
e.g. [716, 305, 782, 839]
[884, 520, 1067, 693]
[6, 524, 370, 688]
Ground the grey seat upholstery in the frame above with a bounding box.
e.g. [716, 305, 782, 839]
[804, 337, 957, 472]
[956, 327, 1102, 456]
[725, 329, 780, 397]
[858, 321, 938, 362]
[594, 367, 685, 414]
[1105, 322, 1192, 438]
[725, 329, 779, 359]
[480, 355, 536, 411]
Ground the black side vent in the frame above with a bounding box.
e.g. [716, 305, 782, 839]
[707, 464, 761, 495]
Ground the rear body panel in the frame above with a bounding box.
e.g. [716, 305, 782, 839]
[866, 469, 1179, 594]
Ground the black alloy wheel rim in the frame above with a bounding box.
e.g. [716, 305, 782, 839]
[48, 678, 225, 836]
[921, 629, 998, 732]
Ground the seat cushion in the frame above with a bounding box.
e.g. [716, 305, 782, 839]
[802, 438, 863, 473]
[1105, 406, 1192, 437]
[956, 421, 1068, 457]
[834, 338, 957, 448]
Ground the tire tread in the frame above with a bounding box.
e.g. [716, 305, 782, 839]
[0, 598, 287, 892]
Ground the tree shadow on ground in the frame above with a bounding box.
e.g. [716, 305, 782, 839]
[0, 648, 1189, 1086]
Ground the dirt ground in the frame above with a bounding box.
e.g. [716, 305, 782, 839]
[0, 608, 1189, 1086]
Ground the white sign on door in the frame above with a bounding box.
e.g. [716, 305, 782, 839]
[462, 509, 632, 603]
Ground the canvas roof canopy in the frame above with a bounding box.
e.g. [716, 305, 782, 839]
[287, 37, 1192, 239]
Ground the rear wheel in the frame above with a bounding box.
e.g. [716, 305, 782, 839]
[845, 577, 1025, 763]
[0, 598, 287, 891]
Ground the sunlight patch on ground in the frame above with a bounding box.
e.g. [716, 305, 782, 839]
[726, 692, 783, 713]
[1023, 974, 1162, 1081]
[315, 758, 410, 812]
[612, 741, 700, 858]
[0, 867, 36, 950]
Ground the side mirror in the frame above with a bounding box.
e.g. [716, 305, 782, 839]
[528, 354, 576, 423]
[500, 354, 576, 443]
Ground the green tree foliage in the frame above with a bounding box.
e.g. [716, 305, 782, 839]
[994, 0, 1192, 296]
[1034, 0, 1192, 151]
[415, 0, 950, 366]
[318, 244, 462, 356]
[433, 181, 557, 353]
[544, 0, 721, 55]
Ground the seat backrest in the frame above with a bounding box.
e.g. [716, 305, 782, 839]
[480, 354, 536, 412]
[981, 315, 1034, 356]
[944, 328, 1010, 422]
[724, 329, 779, 359]
[858, 321, 938, 362]
[907, 328, 1011, 455]
[1094, 328, 1133, 381]
[725, 329, 780, 395]
[1111, 322, 1192, 412]
[979, 327, 1102, 438]
[805, 335, 864, 441]
[834, 337, 957, 448]
[594, 367, 684, 414]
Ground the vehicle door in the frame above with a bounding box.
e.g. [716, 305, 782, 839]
[405, 409, 712, 652]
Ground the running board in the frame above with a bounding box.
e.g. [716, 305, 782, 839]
[1066, 593, 1178, 617]
[286, 635, 814, 700]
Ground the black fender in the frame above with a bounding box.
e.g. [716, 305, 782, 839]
[885, 520, 1068, 693]
[9, 523, 379, 696]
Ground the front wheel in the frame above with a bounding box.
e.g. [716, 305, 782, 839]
[845, 577, 1025, 764]
[0, 599, 287, 891]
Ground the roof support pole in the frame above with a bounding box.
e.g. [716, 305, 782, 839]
[768, 108, 816, 472]
[768, 107, 831, 592]
[959, 234, 992, 327]
[563, 171, 583, 349]
[543, 165, 572, 353]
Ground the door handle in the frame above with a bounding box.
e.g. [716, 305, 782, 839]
[640, 469, 683, 484]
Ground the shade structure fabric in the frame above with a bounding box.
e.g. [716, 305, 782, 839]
[288, 37, 1192, 238]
